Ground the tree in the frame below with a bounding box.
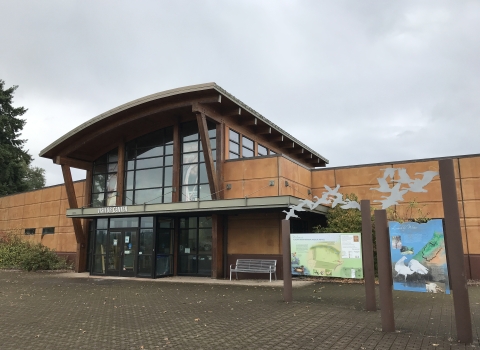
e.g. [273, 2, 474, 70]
[314, 194, 364, 233]
[0, 80, 45, 195]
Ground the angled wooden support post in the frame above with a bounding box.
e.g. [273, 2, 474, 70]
[196, 112, 219, 199]
[439, 159, 473, 344]
[375, 209, 395, 332]
[61, 164, 87, 272]
[282, 219, 292, 302]
[361, 200, 376, 311]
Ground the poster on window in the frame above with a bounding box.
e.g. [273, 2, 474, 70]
[290, 233, 363, 279]
[389, 219, 450, 294]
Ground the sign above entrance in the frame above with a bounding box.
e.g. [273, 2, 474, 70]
[97, 206, 128, 214]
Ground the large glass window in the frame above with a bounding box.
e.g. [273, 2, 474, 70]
[124, 127, 174, 205]
[92, 148, 118, 207]
[180, 121, 216, 202]
[178, 216, 212, 275]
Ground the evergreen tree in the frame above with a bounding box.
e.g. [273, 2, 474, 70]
[0, 80, 45, 195]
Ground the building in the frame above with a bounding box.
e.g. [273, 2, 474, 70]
[0, 83, 479, 279]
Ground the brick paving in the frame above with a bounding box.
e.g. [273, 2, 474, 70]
[1, 271, 480, 349]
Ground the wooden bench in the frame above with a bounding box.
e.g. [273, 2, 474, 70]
[230, 259, 277, 282]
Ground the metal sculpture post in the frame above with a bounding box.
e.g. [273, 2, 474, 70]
[361, 200, 376, 311]
[282, 219, 293, 302]
[439, 159, 472, 343]
[375, 209, 395, 332]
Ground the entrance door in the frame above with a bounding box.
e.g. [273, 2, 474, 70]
[106, 229, 138, 277]
[156, 217, 174, 277]
[178, 216, 212, 276]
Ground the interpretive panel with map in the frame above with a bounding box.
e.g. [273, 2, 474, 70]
[290, 233, 363, 278]
[389, 219, 450, 294]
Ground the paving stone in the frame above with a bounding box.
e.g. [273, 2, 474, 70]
[0, 271, 480, 349]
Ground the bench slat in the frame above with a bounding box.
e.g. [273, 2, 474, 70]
[230, 259, 277, 282]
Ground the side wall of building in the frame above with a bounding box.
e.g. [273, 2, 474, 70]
[312, 155, 480, 279]
[0, 181, 85, 261]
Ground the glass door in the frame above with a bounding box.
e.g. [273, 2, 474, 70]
[178, 216, 212, 276]
[121, 230, 137, 277]
[156, 217, 174, 277]
[106, 231, 122, 275]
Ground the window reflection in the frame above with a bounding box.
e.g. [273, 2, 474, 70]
[124, 127, 173, 204]
[180, 121, 216, 202]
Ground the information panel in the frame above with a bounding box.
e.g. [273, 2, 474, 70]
[290, 233, 363, 278]
[389, 219, 450, 294]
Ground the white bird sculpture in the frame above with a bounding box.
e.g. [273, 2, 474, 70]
[408, 259, 428, 275]
[394, 168, 412, 184]
[407, 171, 439, 192]
[394, 256, 415, 282]
[297, 199, 316, 210]
[340, 199, 361, 210]
[370, 177, 393, 192]
[330, 193, 346, 208]
[282, 208, 299, 220]
[313, 193, 333, 206]
[380, 168, 397, 180]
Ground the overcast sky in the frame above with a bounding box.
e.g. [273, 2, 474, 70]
[1, 1, 479, 186]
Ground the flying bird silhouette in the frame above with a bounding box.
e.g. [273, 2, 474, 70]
[282, 208, 299, 220]
[370, 177, 393, 192]
[407, 171, 439, 192]
[340, 199, 361, 210]
[380, 168, 397, 180]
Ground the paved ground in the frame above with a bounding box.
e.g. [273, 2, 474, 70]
[1, 271, 480, 349]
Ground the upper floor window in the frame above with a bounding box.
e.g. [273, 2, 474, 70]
[42, 227, 55, 235]
[124, 127, 174, 205]
[228, 129, 276, 159]
[92, 148, 118, 207]
[181, 120, 216, 201]
[229, 130, 240, 159]
[258, 144, 268, 156]
[242, 136, 254, 158]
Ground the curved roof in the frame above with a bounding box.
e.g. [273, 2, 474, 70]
[40, 82, 328, 165]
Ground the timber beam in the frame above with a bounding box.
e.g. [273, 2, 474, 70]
[196, 112, 219, 200]
[55, 156, 92, 171]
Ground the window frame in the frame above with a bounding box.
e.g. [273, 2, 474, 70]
[42, 227, 55, 235]
[24, 228, 36, 235]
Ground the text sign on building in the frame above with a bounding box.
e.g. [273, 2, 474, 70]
[389, 219, 450, 294]
[290, 233, 363, 279]
[97, 206, 128, 214]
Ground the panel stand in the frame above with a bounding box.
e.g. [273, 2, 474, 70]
[375, 210, 395, 332]
[361, 200, 376, 311]
[439, 159, 472, 344]
[282, 220, 292, 302]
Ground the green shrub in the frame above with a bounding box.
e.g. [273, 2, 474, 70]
[0, 233, 71, 271]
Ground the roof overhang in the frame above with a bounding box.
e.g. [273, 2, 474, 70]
[39, 82, 328, 166]
[65, 196, 328, 218]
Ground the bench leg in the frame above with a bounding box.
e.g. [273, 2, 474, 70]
[230, 269, 232, 281]
[270, 272, 271, 282]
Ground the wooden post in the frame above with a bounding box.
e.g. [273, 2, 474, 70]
[196, 113, 219, 199]
[172, 121, 180, 202]
[361, 200, 376, 311]
[375, 209, 395, 332]
[439, 159, 473, 344]
[61, 164, 87, 273]
[116, 141, 125, 206]
[211, 214, 224, 278]
[282, 220, 292, 302]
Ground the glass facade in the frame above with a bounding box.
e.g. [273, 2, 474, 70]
[91, 215, 211, 278]
[92, 148, 118, 207]
[178, 216, 212, 276]
[180, 121, 216, 202]
[125, 127, 174, 205]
